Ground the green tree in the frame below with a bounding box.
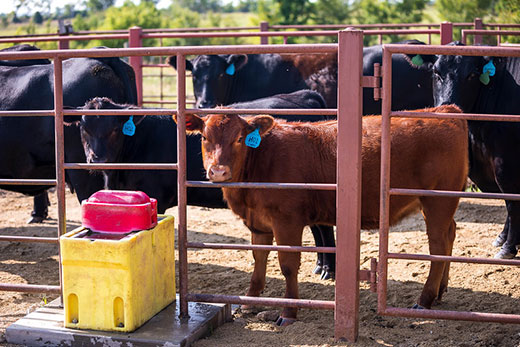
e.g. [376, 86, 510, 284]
[313, 0, 351, 25]
[32, 11, 43, 24]
[435, 0, 493, 22]
[494, 0, 520, 43]
[84, 0, 115, 12]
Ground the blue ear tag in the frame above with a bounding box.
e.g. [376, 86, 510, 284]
[122, 116, 136, 136]
[411, 54, 424, 66]
[245, 128, 261, 148]
[226, 63, 235, 76]
[483, 60, 496, 76]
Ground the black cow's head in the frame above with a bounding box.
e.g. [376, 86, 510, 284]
[432, 42, 497, 112]
[73, 97, 143, 164]
[168, 54, 248, 108]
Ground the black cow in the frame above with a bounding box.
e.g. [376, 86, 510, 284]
[167, 53, 309, 108]
[0, 45, 52, 223]
[0, 48, 137, 224]
[432, 42, 520, 259]
[75, 90, 336, 279]
[167, 40, 436, 113]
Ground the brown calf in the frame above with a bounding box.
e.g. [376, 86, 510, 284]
[176, 105, 468, 325]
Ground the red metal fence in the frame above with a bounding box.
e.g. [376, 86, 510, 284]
[1, 27, 520, 343]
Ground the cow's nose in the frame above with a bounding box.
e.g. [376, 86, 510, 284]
[208, 165, 231, 182]
[197, 100, 215, 109]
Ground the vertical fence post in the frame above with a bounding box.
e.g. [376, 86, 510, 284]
[260, 21, 269, 45]
[474, 18, 483, 45]
[335, 28, 363, 342]
[440, 22, 453, 45]
[377, 45, 393, 316]
[58, 39, 69, 50]
[53, 57, 66, 299]
[129, 26, 143, 106]
[176, 53, 189, 320]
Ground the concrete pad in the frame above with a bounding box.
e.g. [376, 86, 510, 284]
[6, 296, 231, 347]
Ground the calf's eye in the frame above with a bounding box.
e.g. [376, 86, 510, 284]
[237, 136, 243, 143]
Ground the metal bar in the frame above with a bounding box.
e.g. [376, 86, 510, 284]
[260, 21, 269, 45]
[187, 293, 335, 310]
[382, 307, 520, 324]
[0, 283, 61, 294]
[378, 44, 393, 316]
[186, 181, 336, 190]
[0, 179, 56, 185]
[390, 188, 520, 201]
[186, 108, 337, 116]
[129, 27, 143, 106]
[391, 110, 520, 122]
[384, 44, 520, 57]
[53, 57, 66, 301]
[474, 18, 483, 45]
[388, 252, 520, 266]
[335, 28, 363, 342]
[0, 110, 54, 117]
[65, 109, 177, 116]
[176, 53, 189, 319]
[64, 163, 178, 170]
[440, 22, 453, 45]
[0, 236, 58, 243]
[0, 44, 338, 60]
[188, 242, 336, 253]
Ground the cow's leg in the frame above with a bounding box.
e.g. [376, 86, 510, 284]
[493, 214, 510, 248]
[415, 197, 458, 309]
[28, 191, 50, 224]
[310, 225, 324, 275]
[242, 230, 273, 313]
[272, 221, 304, 326]
[495, 201, 520, 259]
[437, 219, 456, 303]
[310, 225, 336, 280]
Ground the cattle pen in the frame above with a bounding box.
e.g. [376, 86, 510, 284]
[0, 26, 519, 345]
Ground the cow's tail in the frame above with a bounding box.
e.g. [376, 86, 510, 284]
[95, 50, 138, 106]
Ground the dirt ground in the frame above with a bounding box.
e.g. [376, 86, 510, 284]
[0, 189, 519, 347]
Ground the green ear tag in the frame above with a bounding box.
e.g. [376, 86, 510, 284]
[479, 71, 490, 85]
[122, 116, 136, 136]
[245, 128, 261, 148]
[411, 54, 424, 66]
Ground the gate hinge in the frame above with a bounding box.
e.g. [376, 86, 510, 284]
[358, 257, 377, 292]
[361, 63, 381, 101]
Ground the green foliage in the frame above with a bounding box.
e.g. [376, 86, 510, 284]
[312, 0, 351, 25]
[171, 0, 222, 13]
[494, 0, 520, 43]
[435, 0, 493, 22]
[84, 0, 115, 13]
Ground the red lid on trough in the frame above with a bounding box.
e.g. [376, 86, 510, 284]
[81, 190, 158, 233]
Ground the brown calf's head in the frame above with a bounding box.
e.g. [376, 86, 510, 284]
[173, 112, 275, 182]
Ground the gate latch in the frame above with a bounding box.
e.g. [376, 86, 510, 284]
[361, 63, 381, 101]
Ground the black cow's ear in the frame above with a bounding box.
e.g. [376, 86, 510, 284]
[247, 115, 275, 136]
[63, 106, 81, 126]
[166, 57, 193, 71]
[226, 54, 248, 71]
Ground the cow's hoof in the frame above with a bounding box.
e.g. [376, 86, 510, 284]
[492, 235, 506, 248]
[312, 265, 323, 275]
[411, 304, 426, 310]
[240, 304, 259, 314]
[275, 316, 296, 326]
[27, 215, 45, 224]
[494, 249, 516, 259]
[320, 270, 335, 280]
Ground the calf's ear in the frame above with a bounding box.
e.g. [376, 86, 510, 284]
[166, 56, 193, 71]
[173, 113, 204, 133]
[226, 54, 248, 71]
[247, 115, 275, 136]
